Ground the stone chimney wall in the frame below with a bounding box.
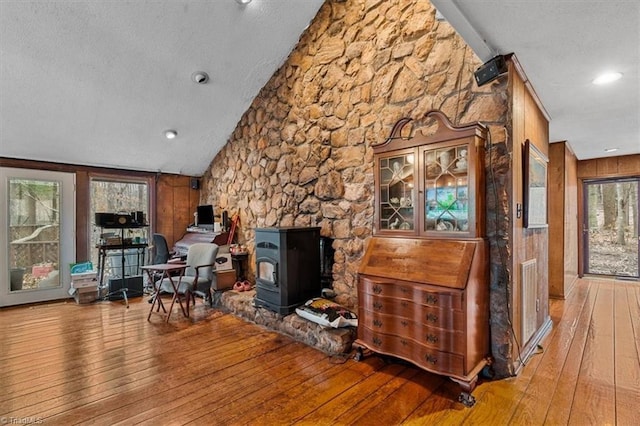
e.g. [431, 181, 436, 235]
[200, 0, 508, 308]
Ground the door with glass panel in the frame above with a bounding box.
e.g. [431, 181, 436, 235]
[583, 178, 639, 279]
[0, 168, 75, 306]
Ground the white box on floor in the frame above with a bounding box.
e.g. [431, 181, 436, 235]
[70, 285, 98, 304]
[71, 270, 98, 289]
[71, 277, 98, 289]
[71, 271, 97, 281]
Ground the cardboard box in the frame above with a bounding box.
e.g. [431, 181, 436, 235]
[71, 271, 97, 281]
[71, 277, 98, 289]
[215, 253, 233, 271]
[214, 270, 236, 290]
[72, 286, 98, 304]
[71, 271, 98, 289]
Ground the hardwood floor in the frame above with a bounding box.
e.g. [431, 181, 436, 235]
[1, 277, 638, 425]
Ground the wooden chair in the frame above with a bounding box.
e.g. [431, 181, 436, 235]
[158, 243, 218, 317]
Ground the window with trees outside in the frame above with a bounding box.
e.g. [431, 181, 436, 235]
[90, 178, 150, 282]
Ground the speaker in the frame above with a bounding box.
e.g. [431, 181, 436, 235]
[95, 212, 115, 227]
[131, 211, 144, 224]
[191, 178, 200, 190]
[474, 55, 507, 87]
[222, 210, 229, 231]
[114, 213, 133, 226]
[108, 276, 144, 300]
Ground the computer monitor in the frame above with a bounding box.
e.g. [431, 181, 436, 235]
[196, 205, 214, 227]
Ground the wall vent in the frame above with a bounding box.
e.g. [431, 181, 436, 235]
[520, 259, 538, 344]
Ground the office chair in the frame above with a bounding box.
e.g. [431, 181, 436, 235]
[147, 234, 172, 303]
[158, 243, 219, 316]
[152, 233, 171, 264]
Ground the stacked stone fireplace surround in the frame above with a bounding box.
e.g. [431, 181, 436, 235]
[201, 1, 515, 372]
[213, 290, 355, 355]
[212, 229, 353, 355]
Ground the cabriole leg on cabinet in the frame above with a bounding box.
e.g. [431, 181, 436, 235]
[457, 391, 476, 407]
[352, 343, 373, 362]
[354, 347, 364, 361]
[451, 374, 479, 407]
[451, 374, 478, 393]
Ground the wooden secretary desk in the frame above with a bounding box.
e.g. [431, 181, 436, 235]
[355, 110, 491, 407]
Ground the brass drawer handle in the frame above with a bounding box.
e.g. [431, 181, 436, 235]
[426, 333, 439, 344]
[373, 336, 382, 346]
[373, 319, 383, 328]
[425, 354, 438, 365]
[373, 301, 383, 310]
[373, 284, 382, 294]
[426, 313, 438, 323]
[400, 286, 409, 294]
[426, 294, 438, 305]
[400, 320, 409, 327]
[400, 339, 409, 346]
[401, 301, 408, 308]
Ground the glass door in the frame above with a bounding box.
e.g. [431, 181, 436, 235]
[376, 150, 416, 232]
[0, 168, 76, 306]
[423, 144, 470, 233]
[583, 178, 639, 279]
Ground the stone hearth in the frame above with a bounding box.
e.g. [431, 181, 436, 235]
[212, 289, 356, 355]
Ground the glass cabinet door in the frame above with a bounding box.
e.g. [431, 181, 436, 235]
[424, 144, 469, 233]
[378, 152, 415, 231]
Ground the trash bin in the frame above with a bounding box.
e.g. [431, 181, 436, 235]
[10, 267, 26, 291]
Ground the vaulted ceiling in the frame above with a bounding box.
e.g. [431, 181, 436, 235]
[0, 0, 324, 175]
[1, 1, 638, 176]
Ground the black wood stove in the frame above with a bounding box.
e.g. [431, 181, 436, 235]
[254, 226, 321, 314]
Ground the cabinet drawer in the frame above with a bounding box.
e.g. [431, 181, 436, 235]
[359, 277, 463, 310]
[361, 310, 465, 353]
[359, 292, 464, 329]
[358, 327, 464, 376]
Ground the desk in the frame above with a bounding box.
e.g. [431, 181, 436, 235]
[141, 263, 187, 322]
[96, 222, 148, 306]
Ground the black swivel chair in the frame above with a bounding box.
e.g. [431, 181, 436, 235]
[152, 233, 171, 264]
[149, 233, 172, 302]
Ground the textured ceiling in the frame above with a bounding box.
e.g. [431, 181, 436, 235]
[432, 0, 639, 159]
[0, 0, 324, 175]
[1, 1, 638, 176]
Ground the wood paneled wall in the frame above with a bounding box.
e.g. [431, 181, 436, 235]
[155, 175, 200, 248]
[508, 59, 552, 370]
[548, 142, 579, 299]
[577, 154, 640, 179]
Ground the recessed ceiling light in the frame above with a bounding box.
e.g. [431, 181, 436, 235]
[236, 0, 252, 4]
[164, 130, 177, 140]
[604, 148, 618, 153]
[592, 72, 623, 85]
[191, 71, 209, 84]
